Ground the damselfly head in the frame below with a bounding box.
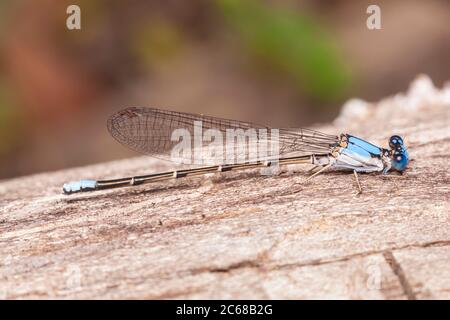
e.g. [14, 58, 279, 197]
[389, 135, 404, 149]
[388, 135, 409, 172]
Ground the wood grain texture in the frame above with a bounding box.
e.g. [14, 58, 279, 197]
[1, 75, 449, 299]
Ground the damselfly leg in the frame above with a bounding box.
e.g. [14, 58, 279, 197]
[353, 170, 363, 194]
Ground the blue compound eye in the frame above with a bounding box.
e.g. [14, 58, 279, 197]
[391, 151, 409, 172]
[389, 135, 404, 148]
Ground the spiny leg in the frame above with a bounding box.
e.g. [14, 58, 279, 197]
[353, 170, 362, 194]
[289, 164, 331, 194]
[307, 165, 320, 174]
[304, 164, 332, 183]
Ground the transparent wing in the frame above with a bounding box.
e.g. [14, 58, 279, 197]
[107, 107, 339, 165]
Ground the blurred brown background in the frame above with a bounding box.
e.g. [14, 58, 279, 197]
[0, 0, 449, 179]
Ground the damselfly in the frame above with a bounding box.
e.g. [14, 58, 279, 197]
[63, 107, 409, 195]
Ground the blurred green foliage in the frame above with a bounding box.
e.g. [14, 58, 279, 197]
[132, 19, 183, 69]
[0, 81, 23, 156]
[216, 0, 351, 101]
[0, 0, 12, 41]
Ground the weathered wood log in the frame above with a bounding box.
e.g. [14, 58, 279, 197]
[1, 75, 449, 299]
